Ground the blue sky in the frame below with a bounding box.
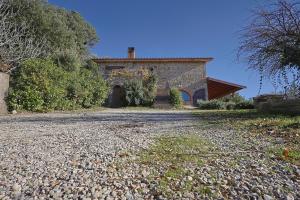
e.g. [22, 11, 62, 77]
[49, 0, 275, 99]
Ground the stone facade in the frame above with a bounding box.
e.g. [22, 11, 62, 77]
[0, 72, 9, 114]
[97, 60, 208, 106]
[94, 48, 247, 107]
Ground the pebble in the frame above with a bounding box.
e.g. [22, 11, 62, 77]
[264, 194, 273, 200]
[0, 110, 299, 199]
[286, 194, 294, 200]
[12, 183, 21, 192]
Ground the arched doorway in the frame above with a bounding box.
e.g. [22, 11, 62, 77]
[193, 89, 206, 106]
[179, 89, 192, 105]
[111, 85, 126, 108]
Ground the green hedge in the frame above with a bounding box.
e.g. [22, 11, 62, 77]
[197, 100, 225, 110]
[7, 58, 109, 112]
[197, 99, 254, 110]
[234, 101, 255, 109]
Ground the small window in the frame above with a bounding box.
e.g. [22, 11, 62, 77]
[105, 66, 125, 70]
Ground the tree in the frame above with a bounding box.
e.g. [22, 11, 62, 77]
[0, 0, 47, 72]
[238, 0, 300, 81]
[2, 0, 99, 72]
[285, 73, 300, 98]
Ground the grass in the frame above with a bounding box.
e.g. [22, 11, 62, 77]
[138, 135, 218, 198]
[140, 135, 216, 165]
[193, 109, 300, 165]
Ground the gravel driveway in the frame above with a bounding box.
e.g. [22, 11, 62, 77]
[0, 110, 299, 199]
[0, 110, 198, 199]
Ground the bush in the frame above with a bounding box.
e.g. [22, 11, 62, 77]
[197, 99, 225, 110]
[7, 58, 109, 112]
[52, 50, 82, 72]
[7, 58, 68, 112]
[220, 93, 245, 103]
[65, 68, 109, 108]
[225, 101, 236, 110]
[123, 79, 144, 106]
[142, 75, 158, 106]
[169, 88, 183, 108]
[197, 99, 254, 110]
[234, 100, 254, 109]
[122, 74, 158, 107]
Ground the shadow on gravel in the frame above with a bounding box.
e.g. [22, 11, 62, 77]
[0, 112, 197, 124]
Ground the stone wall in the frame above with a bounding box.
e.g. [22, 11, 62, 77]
[0, 72, 9, 114]
[254, 94, 300, 115]
[99, 61, 208, 105]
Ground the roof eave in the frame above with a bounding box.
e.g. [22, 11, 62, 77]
[207, 77, 246, 89]
[93, 57, 213, 63]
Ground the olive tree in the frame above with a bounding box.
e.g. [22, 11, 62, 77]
[238, 0, 300, 96]
[0, 0, 47, 72]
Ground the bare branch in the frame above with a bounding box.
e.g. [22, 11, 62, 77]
[0, 0, 48, 73]
[238, 0, 300, 78]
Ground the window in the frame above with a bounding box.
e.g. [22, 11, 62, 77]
[105, 66, 125, 70]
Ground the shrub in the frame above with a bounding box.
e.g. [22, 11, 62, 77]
[142, 75, 158, 106]
[234, 100, 254, 109]
[52, 50, 82, 72]
[169, 88, 183, 108]
[197, 99, 226, 110]
[65, 68, 109, 108]
[7, 58, 109, 112]
[7, 58, 68, 112]
[225, 101, 236, 110]
[220, 93, 245, 103]
[197, 99, 254, 110]
[124, 79, 144, 106]
[122, 74, 158, 107]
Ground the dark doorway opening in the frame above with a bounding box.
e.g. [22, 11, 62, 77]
[193, 89, 206, 106]
[111, 85, 126, 108]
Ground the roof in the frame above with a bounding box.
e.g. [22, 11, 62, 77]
[207, 77, 246, 100]
[207, 77, 246, 89]
[93, 57, 213, 63]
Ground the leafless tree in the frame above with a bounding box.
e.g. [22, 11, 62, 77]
[0, 0, 47, 73]
[238, 0, 300, 78]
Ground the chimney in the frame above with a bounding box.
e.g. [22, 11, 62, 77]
[128, 47, 135, 59]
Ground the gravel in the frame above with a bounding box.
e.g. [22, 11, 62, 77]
[0, 109, 299, 199]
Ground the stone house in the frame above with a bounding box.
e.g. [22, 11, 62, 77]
[94, 47, 245, 107]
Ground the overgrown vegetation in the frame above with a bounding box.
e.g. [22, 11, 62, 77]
[169, 88, 183, 108]
[197, 94, 254, 110]
[193, 110, 300, 165]
[124, 79, 144, 106]
[2, 0, 110, 112]
[1, 0, 98, 72]
[7, 58, 109, 112]
[197, 99, 225, 110]
[123, 74, 158, 107]
[111, 67, 158, 107]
